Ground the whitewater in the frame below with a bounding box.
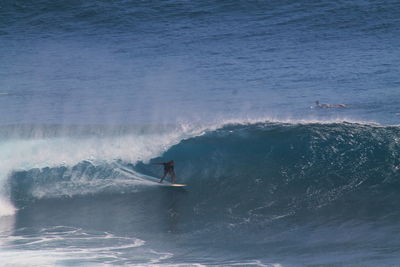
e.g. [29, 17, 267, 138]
[0, 123, 205, 213]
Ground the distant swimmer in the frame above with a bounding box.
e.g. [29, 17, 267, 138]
[152, 160, 177, 183]
[315, 100, 348, 109]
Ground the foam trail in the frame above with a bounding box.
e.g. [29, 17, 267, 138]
[0, 226, 173, 266]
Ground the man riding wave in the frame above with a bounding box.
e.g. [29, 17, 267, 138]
[151, 160, 177, 183]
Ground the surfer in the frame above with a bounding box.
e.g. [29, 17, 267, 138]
[152, 160, 176, 183]
[315, 100, 347, 109]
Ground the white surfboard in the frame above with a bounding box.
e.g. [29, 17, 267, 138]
[169, 184, 187, 187]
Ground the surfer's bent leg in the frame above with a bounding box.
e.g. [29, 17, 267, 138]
[159, 172, 167, 183]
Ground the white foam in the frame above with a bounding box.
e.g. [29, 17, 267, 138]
[0, 123, 210, 216]
[0, 197, 16, 217]
[215, 116, 382, 127]
[0, 226, 181, 267]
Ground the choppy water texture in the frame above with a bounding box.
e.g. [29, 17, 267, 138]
[1, 0, 400, 266]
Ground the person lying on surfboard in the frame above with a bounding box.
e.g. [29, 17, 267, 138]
[315, 100, 347, 108]
[152, 160, 177, 183]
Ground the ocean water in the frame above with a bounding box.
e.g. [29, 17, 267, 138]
[1, 0, 400, 266]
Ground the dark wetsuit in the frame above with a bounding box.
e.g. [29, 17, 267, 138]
[159, 161, 176, 183]
[163, 162, 174, 175]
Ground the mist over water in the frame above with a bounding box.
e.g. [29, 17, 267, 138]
[1, 0, 400, 266]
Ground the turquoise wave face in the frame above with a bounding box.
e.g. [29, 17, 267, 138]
[145, 122, 400, 221]
[11, 122, 400, 225]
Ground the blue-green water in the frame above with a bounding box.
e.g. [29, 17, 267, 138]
[1, 0, 400, 266]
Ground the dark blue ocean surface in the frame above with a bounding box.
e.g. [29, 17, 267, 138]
[1, 0, 400, 266]
[1, 0, 400, 124]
